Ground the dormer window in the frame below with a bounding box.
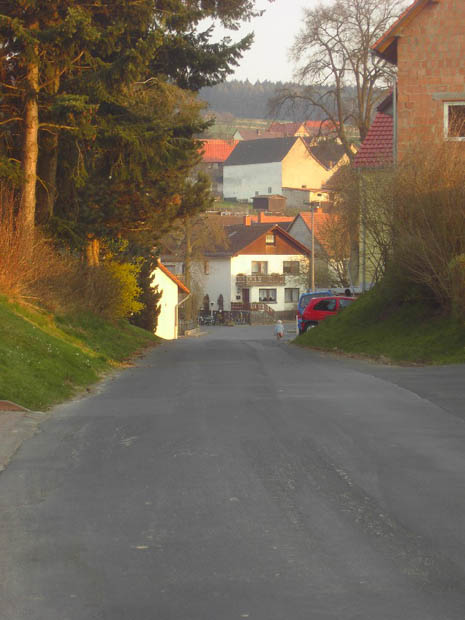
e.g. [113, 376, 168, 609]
[444, 102, 465, 140]
[265, 233, 275, 245]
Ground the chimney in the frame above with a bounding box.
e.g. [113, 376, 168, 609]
[259, 211, 265, 223]
[243, 215, 252, 226]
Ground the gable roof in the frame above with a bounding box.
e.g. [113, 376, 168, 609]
[222, 223, 309, 256]
[305, 141, 347, 169]
[353, 112, 394, 168]
[224, 137, 299, 166]
[294, 211, 332, 240]
[372, 0, 436, 64]
[201, 139, 238, 163]
[157, 262, 190, 294]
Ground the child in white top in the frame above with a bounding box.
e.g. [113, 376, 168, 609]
[274, 319, 284, 340]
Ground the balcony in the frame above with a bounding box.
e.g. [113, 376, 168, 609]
[236, 273, 286, 287]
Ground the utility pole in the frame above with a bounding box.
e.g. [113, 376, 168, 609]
[305, 200, 320, 291]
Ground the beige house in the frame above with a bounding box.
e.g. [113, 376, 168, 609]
[150, 262, 190, 340]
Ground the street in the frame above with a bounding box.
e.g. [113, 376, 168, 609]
[1, 325, 465, 619]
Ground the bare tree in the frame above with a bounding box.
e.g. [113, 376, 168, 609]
[271, 0, 406, 159]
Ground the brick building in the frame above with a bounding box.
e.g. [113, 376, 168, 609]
[373, 0, 465, 160]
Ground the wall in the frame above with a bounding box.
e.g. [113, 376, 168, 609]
[150, 269, 178, 340]
[202, 258, 232, 311]
[282, 139, 334, 189]
[231, 254, 306, 312]
[396, 0, 465, 159]
[223, 162, 282, 201]
[287, 216, 330, 287]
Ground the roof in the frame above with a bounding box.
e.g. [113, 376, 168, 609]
[221, 223, 307, 255]
[353, 112, 394, 168]
[157, 262, 190, 294]
[224, 137, 299, 166]
[201, 139, 238, 163]
[305, 141, 347, 169]
[294, 211, 332, 240]
[235, 128, 282, 140]
[267, 122, 309, 137]
[372, 0, 435, 64]
[304, 120, 338, 135]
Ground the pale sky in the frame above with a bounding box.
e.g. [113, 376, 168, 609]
[212, 0, 321, 83]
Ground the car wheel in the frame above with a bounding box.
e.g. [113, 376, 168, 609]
[303, 322, 317, 332]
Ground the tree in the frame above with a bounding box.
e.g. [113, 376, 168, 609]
[271, 0, 406, 159]
[0, 0, 272, 249]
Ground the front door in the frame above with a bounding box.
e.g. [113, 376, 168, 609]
[242, 288, 250, 309]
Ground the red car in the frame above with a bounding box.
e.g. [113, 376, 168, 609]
[300, 295, 355, 333]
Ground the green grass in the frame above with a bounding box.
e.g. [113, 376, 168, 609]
[0, 296, 158, 411]
[295, 290, 465, 365]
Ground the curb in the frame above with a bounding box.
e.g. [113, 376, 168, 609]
[0, 405, 46, 473]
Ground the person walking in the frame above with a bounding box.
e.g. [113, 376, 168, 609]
[274, 319, 284, 341]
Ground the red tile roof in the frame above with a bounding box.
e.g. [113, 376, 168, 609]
[157, 262, 190, 294]
[353, 112, 394, 168]
[201, 139, 238, 163]
[297, 211, 332, 239]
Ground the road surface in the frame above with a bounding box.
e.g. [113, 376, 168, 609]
[1, 325, 465, 619]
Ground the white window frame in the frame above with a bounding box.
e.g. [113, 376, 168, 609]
[284, 288, 300, 303]
[444, 102, 465, 141]
[259, 288, 277, 303]
[265, 233, 276, 245]
[252, 261, 268, 274]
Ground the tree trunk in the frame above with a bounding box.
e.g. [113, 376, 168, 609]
[37, 67, 61, 224]
[37, 131, 59, 223]
[86, 237, 100, 266]
[19, 49, 40, 244]
[183, 216, 193, 321]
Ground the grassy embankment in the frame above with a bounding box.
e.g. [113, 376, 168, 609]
[0, 296, 158, 411]
[295, 289, 465, 365]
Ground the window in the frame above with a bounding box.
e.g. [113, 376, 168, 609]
[265, 234, 275, 245]
[268, 186, 272, 194]
[285, 288, 300, 303]
[259, 289, 277, 303]
[314, 299, 337, 311]
[339, 298, 354, 309]
[444, 102, 465, 140]
[203, 260, 209, 275]
[283, 260, 300, 275]
[252, 261, 268, 274]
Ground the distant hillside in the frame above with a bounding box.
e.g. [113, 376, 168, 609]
[199, 79, 326, 122]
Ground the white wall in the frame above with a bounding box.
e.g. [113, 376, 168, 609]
[223, 162, 282, 201]
[150, 268, 179, 340]
[231, 254, 305, 312]
[201, 258, 232, 311]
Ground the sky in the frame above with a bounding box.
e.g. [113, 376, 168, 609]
[212, 0, 321, 83]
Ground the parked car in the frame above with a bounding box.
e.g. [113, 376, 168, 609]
[300, 295, 355, 333]
[296, 290, 331, 333]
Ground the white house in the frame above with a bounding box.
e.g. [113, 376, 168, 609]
[223, 136, 349, 202]
[163, 223, 311, 318]
[150, 262, 190, 339]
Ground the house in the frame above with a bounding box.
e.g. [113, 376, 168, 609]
[372, 0, 465, 160]
[205, 223, 310, 317]
[150, 262, 190, 340]
[267, 122, 310, 137]
[162, 222, 311, 318]
[287, 211, 333, 287]
[223, 137, 349, 202]
[199, 139, 238, 197]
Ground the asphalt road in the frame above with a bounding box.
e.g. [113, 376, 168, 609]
[1, 325, 465, 620]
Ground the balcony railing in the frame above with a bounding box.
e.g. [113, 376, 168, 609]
[236, 273, 286, 287]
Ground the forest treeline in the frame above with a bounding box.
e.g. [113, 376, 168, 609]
[200, 79, 356, 121]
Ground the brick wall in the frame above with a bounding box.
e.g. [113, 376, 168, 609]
[396, 0, 465, 159]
